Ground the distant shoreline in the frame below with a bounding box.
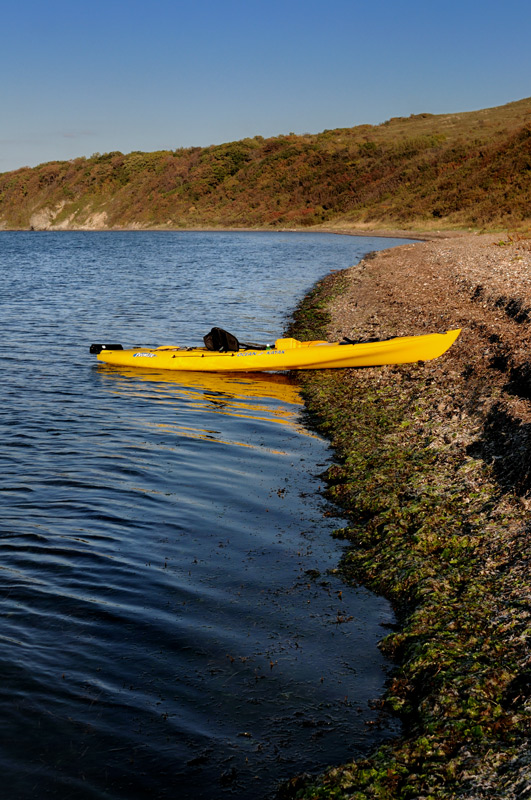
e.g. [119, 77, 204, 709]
[2, 223, 471, 241]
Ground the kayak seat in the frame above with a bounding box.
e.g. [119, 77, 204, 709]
[203, 327, 240, 352]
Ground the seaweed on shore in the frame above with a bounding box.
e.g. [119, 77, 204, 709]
[285, 270, 349, 342]
[280, 273, 530, 800]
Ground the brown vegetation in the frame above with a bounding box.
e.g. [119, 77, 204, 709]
[1, 98, 530, 232]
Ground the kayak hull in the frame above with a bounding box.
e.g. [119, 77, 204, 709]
[94, 329, 461, 373]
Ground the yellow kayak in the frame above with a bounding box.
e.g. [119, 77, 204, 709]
[90, 327, 460, 373]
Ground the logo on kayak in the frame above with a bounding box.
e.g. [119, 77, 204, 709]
[236, 350, 285, 357]
[133, 353, 156, 358]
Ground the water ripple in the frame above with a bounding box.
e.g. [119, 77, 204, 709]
[0, 231, 413, 799]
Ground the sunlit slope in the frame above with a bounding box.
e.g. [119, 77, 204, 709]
[1, 97, 530, 231]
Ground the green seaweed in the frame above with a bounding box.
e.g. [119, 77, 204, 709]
[281, 272, 530, 799]
[286, 271, 349, 342]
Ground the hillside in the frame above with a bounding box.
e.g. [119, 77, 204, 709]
[1, 98, 530, 232]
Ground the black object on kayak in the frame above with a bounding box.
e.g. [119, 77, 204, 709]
[203, 327, 271, 351]
[203, 327, 240, 352]
[89, 343, 124, 355]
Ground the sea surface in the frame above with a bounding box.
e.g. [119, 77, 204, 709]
[0, 231, 411, 800]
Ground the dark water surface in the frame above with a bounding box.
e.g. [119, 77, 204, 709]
[0, 232, 410, 799]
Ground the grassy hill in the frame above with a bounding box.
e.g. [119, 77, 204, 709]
[1, 98, 530, 232]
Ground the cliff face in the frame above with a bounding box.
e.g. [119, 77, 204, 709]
[1, 98, 531, 232]
[27, 203, 109, 231]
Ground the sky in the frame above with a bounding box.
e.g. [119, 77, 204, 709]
[1, 0, 530, 173]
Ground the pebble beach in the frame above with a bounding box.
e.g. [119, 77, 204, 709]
[283, 232, 531, 800]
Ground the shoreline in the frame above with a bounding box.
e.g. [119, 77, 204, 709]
[1, 222, 474, 241]
[281, 232, 530, 799]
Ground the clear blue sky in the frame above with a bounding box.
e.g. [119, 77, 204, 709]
[2, 0, 530, 173]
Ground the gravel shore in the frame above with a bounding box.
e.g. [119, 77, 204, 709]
[284, 232, 530, 800]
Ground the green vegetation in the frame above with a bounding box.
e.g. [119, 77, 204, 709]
[1, 98, 530, 231]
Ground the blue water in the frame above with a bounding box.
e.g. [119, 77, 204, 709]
[0, 231, 410, 800]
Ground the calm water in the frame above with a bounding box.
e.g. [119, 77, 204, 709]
[0, 232, 409, 800]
